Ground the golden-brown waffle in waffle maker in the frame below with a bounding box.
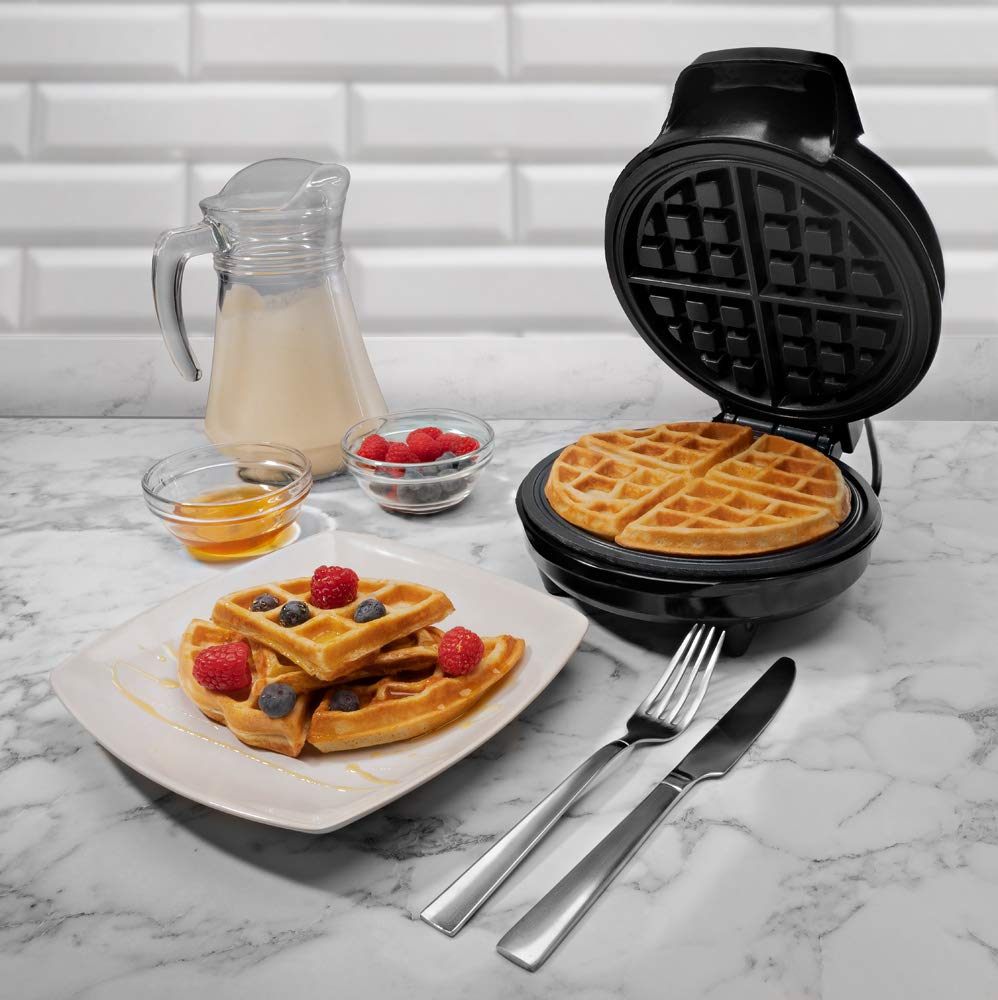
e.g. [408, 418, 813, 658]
[547, 423, 849, 556]
[212, 577, 454, 682]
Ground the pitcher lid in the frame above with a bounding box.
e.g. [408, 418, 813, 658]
[199, 158, 350, 218]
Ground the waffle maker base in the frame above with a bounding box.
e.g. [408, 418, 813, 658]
[516, 447, 881, 656]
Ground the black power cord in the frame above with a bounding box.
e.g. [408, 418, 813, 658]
[864, 418, 882, 496]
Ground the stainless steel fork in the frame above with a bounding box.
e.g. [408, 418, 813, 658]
[420, 623, 725, 936]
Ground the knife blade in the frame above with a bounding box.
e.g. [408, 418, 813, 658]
[496, 656, 796, 971]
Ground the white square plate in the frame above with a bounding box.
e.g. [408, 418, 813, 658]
[52, 531, 588, 833]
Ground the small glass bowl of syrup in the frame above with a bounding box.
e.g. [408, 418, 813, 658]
[142, 442, 312, 561]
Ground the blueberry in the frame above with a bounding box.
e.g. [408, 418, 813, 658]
[399, 468, 429, 503]
[354, 598, 387, 623]
[397, 467, 448, 504]
[440, 478, 466, 498]
[259, 682, 296, 719]
[250, 593, 280, 612]
[420, 481, 446, 503]
[329, 689, 361, 712]
[278, 600, 311, 627]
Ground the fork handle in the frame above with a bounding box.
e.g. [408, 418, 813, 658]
[496, 778, 691, 971]
[420, 740, 630, 936]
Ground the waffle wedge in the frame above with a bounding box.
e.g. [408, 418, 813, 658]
[178, 619, 446, 757]
[212, 577, 454, 682]
[580, 421, 753, 477]
[547, 421, 849, 556]
[704, 434, 850, 520]
[545, 444, 682, 539]
[178, 618, 319, 757]
[615, 478, 842, 556]
[308, 634, 525, 752]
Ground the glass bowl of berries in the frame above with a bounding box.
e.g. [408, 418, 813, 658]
[342, 408, 494, 515]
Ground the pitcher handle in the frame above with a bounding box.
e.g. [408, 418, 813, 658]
[152, 222, 217, 381]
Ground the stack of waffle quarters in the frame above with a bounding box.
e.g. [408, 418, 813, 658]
[178, 576, 524, 757]
[546, 422, 850, 556]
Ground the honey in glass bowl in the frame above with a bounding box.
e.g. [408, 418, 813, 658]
[143, 443, 312, 562]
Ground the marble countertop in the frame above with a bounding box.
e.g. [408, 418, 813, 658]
[3, 417, 998, 1000]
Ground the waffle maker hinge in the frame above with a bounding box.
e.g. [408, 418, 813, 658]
[715, 411, 863, 458]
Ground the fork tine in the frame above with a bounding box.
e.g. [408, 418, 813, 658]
[639, 624, 703, 713]
[671, 628, 725, 731]
[659, 625, 716, 723]
[643, 625, 709, 718]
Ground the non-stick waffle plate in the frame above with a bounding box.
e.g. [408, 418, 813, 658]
[605, 49, 943, 441]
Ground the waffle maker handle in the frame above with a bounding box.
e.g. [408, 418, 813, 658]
[663, 48, 863, 165]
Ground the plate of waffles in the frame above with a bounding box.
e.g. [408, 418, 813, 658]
[51, 531, 587, 832]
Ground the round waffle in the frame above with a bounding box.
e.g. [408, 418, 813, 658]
[546, 422, 849, 556]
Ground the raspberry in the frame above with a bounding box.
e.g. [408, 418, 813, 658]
[385, 442, 417, 464]
[436, 432, 462, 452]
[438, 433, 479, 456]
[412, 426, 443, 440]
[357, 433, 389, 461]
[407, 430, 445, 462]
[193, 642, 252, 692]
[310, 565, 358, 609]
[452, 436, 480, 456]
[437, 627, 485, 677]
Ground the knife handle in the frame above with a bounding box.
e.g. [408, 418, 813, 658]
[421, 741, 630, 936]
[496, 778, 691, 972]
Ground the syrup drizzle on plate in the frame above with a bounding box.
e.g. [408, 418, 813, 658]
[109, 661, 375, 793]
[345, 763, 398, 785]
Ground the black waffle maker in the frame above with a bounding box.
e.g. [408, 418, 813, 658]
[516, 48, 944, 654]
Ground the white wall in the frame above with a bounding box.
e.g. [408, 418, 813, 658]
[0, 2, 996, 420]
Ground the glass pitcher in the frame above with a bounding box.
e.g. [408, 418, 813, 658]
[152, 158, 386, 478]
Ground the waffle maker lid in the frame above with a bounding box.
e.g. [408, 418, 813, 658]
[606, 48, 944, 453]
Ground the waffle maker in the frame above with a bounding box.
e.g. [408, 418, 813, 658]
[516, 48, 944, 654]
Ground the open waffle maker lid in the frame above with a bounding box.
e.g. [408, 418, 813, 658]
[606, 48, 944, 451]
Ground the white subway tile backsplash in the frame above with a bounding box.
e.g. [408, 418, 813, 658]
[1, 1, 996, 419]
[516, 164, 618, 241]
[843, 7, 998, 81]
[0, 5, 188, 81]
[350, 246, 624, 329]
[857, 86, 998, 163]
[25, 249, 216, 331]
[192, 162, 513, 243]
[0, 164, 185, 243]
[901, 168, 998, 244]
[938, 251, 998, 330]
[195, 4, 507, 80]
[351, 84, 670, 159]
[514, 5, 834, 79]
[0, 249, 22, 330]
[347, 164, 513, 243]
[37, 84, 347, 159]
[0, 84, 29, 159]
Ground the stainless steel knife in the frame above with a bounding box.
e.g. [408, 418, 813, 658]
[496, 656, 796, 972]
